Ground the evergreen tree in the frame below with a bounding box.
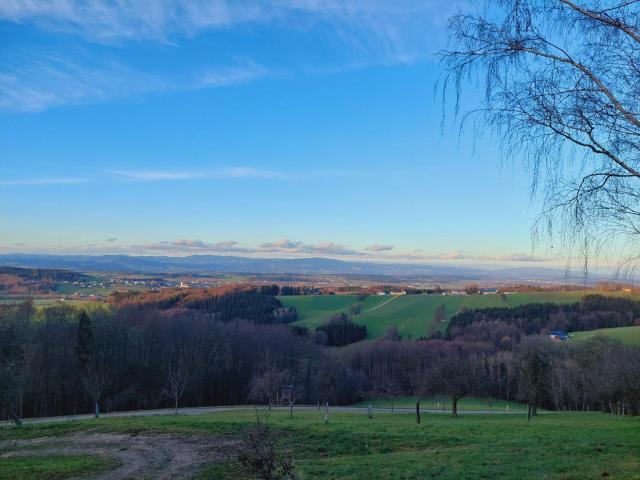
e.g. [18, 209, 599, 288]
[75, 310, 92, 373]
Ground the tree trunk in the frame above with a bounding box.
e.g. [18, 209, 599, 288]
[95, 400, 100, 418]
[10, 412, 22, 426]
[451, 397, 458, 418]
[415, 401, 421, 424]
[290, 403, 293, 419]
[324, 401, 329, 424]
[368, 402, 373, 419]
[174, 397, 178, 415]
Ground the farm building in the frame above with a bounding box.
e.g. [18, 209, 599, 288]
[549, 329, 569, 341]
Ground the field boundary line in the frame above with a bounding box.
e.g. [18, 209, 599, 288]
[364, 294, 401, 313]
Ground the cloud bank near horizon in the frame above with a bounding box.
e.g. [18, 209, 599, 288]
[0, 237, 553, 266]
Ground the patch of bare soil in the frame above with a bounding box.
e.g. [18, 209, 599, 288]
[0, 432, 238, 479]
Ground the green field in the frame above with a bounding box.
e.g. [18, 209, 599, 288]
[1, 410, 638, 479]
[281, 292, 590, 339]
[572, 325, 640, 346]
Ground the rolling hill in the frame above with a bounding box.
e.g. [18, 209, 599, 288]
[280, 291, 589, 339]
[571, 325, 640, 346]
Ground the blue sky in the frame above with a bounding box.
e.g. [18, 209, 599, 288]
[0, 1, 554, 266]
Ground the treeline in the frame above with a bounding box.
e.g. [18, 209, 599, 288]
[341, 334, 640, 417]
[110, 286, 297, 324]
[0, 301, 356, 421]
[316, 314, 368, 347]
[0, 266, 94, 283]
[446, 295, 640, 338]
[0, 267, 95, 295]
[2, 293, 640, 422]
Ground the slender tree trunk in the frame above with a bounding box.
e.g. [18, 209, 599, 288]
[174, 397, 178, 415]
[415, 400, 421, 424]
[324, 401, 329, 424]
[451, 397, 458, 418]
[95, 400, 100, 418]
[290, 403, 293, 419]
[10, 412, 22, 426]
[368, 401, 373, 419]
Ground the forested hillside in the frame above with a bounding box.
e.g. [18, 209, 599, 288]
[2, 290, 640, 422]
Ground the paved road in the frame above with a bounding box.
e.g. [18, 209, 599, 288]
[1, 404, 528, 427]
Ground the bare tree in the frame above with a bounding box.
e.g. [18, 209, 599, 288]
[432, 350, 484, 417]
[441, 0, 640, 270]
[237, 410, 297, 480]
[249, 368, 289, 410]
[82, 352, 112, 418]
[515, 336, 555, 420]
[167, 359, 188, 415]
[406, 350, 430, 424]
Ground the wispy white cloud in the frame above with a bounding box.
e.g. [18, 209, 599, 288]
[0, 47, 267, 112]
[109, 170, 198, 181]
[108, 167, 340, 182]
[0, 1, 464, 112]
[0, 1, 460, 45]
[0, 177, 89, 186]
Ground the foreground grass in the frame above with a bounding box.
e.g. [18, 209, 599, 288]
[2, 409, 639, 479]
[0, 455, 118, 480]
[572, 325, 640, 346]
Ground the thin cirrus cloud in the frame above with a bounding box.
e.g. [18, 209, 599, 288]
[0, 167, 340, 187]
[0, 1, 459, 45]
[0, 1, 462, 112]
[0, 177, 89, 186]
[0, 48, 267, 112]
[108, 167, 340, 182]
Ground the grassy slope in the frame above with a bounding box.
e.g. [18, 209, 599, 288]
[281, 292, 589, 339]
[571, 325, 640, 346]
[2, 410, 638, 479]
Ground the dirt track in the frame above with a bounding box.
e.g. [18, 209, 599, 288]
[0, 432, 237, 479]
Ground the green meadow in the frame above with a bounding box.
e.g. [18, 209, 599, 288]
[571, 325, 640, 346]
[281, 292, 590, 339]
[1, 410, 638, 479]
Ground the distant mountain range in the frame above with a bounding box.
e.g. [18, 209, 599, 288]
[0, 253, 599, 284]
